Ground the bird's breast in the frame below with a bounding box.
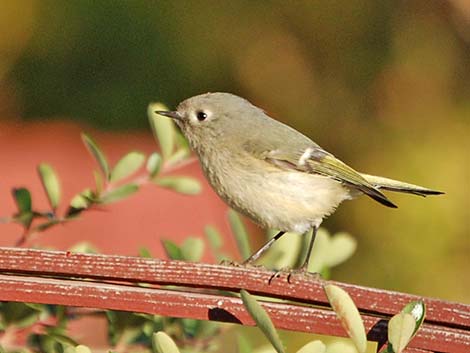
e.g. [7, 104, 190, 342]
[197, 149, 350, 233]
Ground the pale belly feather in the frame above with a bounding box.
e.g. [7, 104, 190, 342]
[200, 153, 351, 234]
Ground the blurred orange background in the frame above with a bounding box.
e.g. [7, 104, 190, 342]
[0, 1, 468, 304]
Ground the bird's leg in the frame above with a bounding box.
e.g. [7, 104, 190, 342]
[299, 225, 318, 271]
[242, 231, 286, 265]
[285, 226, 320, 282]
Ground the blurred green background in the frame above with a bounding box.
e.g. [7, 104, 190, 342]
[1, 0, 469, 302]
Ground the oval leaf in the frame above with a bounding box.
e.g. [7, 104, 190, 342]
[12, 188, 32, 213]
[388, 313, 415, 353]
[228, 210, 251, 260]
[327, 341, 362, 353]
[156, 176, 201, 195]
[205, 226, 223, 250]
[81, 133, 110, 180]
[324, 284, 367, 353]
[268, 231, 302, 269]
[37, 163, 61, 210]
[148, 103, 176, 160]
[68, 242, 98, 254]
[67, 189, 95, 217]
[74, 346, 92, 353]
[165, 148, 190, 166]
[324, 232, 357, 268]
[237, 334, 252, 353]
[401, 300, 426, 338]
[152, 331, 181, 353]
[99, 183, 139, 204]
[162, 239, 183, 260]
[69, 189, 94, 209]
[147, 152, 162, 178]
[240, 289, 285, 353]
[181, 237, 204, 262]
[295, 340, 326, 353]
[110, 151, 146, 182]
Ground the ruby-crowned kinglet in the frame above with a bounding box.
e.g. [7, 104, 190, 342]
[156, 92, 443, 271]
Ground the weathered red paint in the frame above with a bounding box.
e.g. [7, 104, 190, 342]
[0, 247, 468, 352]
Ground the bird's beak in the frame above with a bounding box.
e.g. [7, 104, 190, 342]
[155, 110, 182, 120]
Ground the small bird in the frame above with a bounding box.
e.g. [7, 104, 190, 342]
[157, 92, 443, 271]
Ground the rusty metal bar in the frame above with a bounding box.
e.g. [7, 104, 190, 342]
[0, 248, 467, 328]
[0, 275, 468, 353]
[0, 247, 469, 352]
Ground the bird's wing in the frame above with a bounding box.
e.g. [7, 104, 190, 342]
[243, 139, 397, 208]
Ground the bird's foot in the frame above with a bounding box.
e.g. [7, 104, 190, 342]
[219, 259, 241, 267]
[268, 266, 321, 284]
[219, 259, 266, 270]
[286, 267, 321, 283]
[268, 267, 290, 284]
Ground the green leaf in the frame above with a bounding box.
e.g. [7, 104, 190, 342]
[99, 183, 139, 204]
[13, 188, 32, 213]
[1, 302, 41, 328]
[139, 247, 153, 258]
[193, 320, 219, 338]
[152, 332, 181, 353]
[307, 229, 357, 277]
[35, 220, 60, 232]
[82, 133, 110, 180]
[181, 237, 204, 262]
[388, 313, 415, 353]
[106, 311, 147, 346]
[37, 163, 61, 210]
[110, 151, 146, 183]
[326, 340, 364, 353]
[67, 189, 95, 217]
[94, 170, 104, 193]
[324, 284, 367, 353]
[23, 303, 44, 311]
[147, 152, 162, 178]
[161, 239, 183, 260]
[228, 210, 251, 260]
[68, 242, 99, 254]
[164, 148, 190, 166]
[46, 331, 78, 347]
[266, 231, 302, 269]
[205, 226, 223, 250]
[12, 188, 34, 229]
[148, 103, 176, 161]
[68, 189, 93, 211]
[76, 346, 92, 353]
[14, 212, 34, 230]
[237, 334, 252, 353]
[401, 300, 426, 338]
[156, 176, 201, 195]
[181, 318, 199, 337]
[240, 289, 285, 353]
[69, 193, 90, 210]
[295, 340, 326, 353]
[324, 232, 357, 268]
[174, 129, 190, 150]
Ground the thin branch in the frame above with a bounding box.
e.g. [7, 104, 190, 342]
[6, 155, 198, 247]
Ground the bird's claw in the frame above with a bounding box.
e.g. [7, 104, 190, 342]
[268, 267, 321, 284]
[219, 259, 267, 270]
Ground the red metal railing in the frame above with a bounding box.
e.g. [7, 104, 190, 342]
[0, 247, 468, 352]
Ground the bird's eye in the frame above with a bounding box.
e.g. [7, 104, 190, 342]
[196, 111, 208, 121]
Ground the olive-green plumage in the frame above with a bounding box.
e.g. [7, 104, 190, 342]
[157, 92, 443, 268]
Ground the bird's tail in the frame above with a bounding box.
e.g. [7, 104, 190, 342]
[360, 173, 444, 197]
